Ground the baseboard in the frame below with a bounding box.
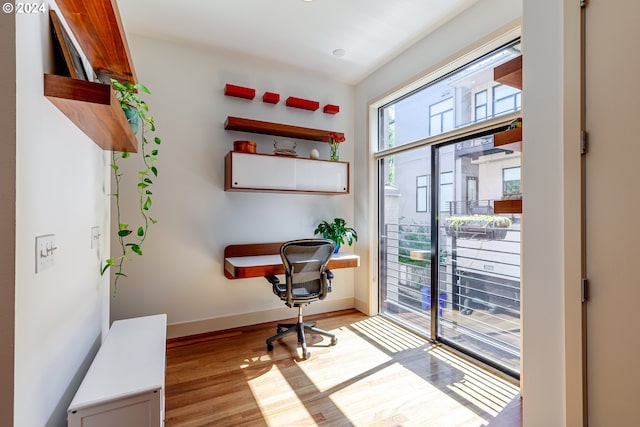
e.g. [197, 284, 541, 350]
[167, 297, 355, 339]
[354, 298, 372, 315]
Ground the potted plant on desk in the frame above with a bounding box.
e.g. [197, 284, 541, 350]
[314, 218, 358, 253]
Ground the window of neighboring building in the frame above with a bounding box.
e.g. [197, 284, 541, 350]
[475, 90, 487, 121]
[493, 84, 521, 117]
[416, 175, 430, 212]
[503, 166, 521, 194]
[439, 171, 453, 212]
[429, 98, 454, 136]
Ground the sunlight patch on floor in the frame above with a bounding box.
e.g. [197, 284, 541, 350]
[295, 325, 392, 393]
[429, 346, 519, 417]
[350, 316, 429, 353]
[329, 360, 483, 427]
[247, 364, 316, 426]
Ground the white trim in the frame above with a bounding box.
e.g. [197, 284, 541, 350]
[374, 111, 520, 160]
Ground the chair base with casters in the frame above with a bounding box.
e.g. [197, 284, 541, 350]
[265, 304, 338, 360]
[264, 239, 338, 360]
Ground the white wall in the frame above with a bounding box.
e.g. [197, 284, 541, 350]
[13, 6, 112, 426]
[110, 35, 356, 337]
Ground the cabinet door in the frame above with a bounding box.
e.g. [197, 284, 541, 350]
[295, 158, 348, 193]
[230, 152, 296, 190]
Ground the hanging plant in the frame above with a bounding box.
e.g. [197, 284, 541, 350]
[102, 79, 162, 294]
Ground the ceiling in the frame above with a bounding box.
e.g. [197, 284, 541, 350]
[117, 0, 480, 85]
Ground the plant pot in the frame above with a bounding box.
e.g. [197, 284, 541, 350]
[333, 242, 340, 254]
[123, 105, 139, 135]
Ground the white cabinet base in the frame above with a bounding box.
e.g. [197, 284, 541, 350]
[67, 314, 167, 427]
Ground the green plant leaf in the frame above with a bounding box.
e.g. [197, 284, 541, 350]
[122, 152, 130, 159]
[118, 229, 132, 237]
[151, 149, 158, 156]
[146, 190, 153, 195]
[137, 227, 144, 237]
[138, 182, 149, 189]
[114, 272, 128, 277]
[150, 218, 159, 224]
[154, 137, 161, 145]
[111, 164, 119, 170]
[118, 223, 129, 231]
[101, 258, 114, 275]
[151, 166, 158, 177]
[130, 244, 143, 256]
[143, 197, 152, 211]
[134, 83, 151, 94]
[144, 178, 153, 184]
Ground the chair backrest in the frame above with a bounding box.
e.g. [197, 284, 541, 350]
[280, 239, 335, 307]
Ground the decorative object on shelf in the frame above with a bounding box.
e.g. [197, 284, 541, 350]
[224, 83, 256, 100]
[50, 10, 88, 80]
[310, 148, 320, 159]
[285, 96, 320, 111]
[263, 91, 280, 104]
[314, 218, 358, 253]
[233, 140, 256, 153]
[325, 131, 345, 161]
[274, 139, 297, 156]
[103, 79, 162, 294]
[323, 104, 340, 115]
[444, 215, 512, 241]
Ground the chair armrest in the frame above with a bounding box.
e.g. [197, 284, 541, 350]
[265, 275, 280, 285]
[325, 270, 334, 280]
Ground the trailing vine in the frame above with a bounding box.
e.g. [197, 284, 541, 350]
[102, 79, 161, 294]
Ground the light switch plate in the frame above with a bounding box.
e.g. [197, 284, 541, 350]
[35, 234, 57, 273]
[91, 226, 101, 249]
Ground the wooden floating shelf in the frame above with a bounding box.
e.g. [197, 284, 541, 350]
[494, 199, 522, 214]
[224, 116, 344, 142]
[493, 127, 522, 151]
[494, 55, 522, 90]
[56, 0, 136, 84]
[44, 73, 138, 152]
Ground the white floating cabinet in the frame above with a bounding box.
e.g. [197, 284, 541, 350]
[225, 151, 349, 194]
[67, 314, 167, 427]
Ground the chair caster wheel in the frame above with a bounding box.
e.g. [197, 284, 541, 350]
[267, 343, 274, 351]
[331, 337, 338, 346]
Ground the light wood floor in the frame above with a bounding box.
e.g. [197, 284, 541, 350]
[165, 309, 522, 427]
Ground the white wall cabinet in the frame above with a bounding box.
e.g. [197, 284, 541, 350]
[67, 314, 167, 427]
[225, 151, 349, 194]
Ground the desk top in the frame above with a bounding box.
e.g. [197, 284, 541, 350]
[224, 244, 360, 279]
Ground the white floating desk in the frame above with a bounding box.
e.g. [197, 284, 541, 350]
[224, 242, 360, 279]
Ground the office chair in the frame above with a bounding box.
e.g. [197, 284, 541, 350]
[265, 239, 338, 359]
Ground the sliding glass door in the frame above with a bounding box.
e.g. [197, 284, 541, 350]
[376, 40, 522, 376]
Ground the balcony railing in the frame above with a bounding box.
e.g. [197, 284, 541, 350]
[380, 221, 521, 373]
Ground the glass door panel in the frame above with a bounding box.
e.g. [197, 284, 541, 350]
[379, 147, 433, 337]
[437, 138, 521, 375]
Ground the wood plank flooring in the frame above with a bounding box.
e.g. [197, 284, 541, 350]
[165, 309, 522, 427]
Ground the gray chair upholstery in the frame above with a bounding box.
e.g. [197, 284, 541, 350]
[265, 239, 337, 359]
